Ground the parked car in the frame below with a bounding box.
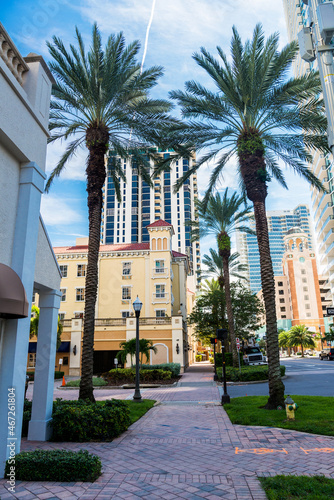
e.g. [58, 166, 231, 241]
[319, 348, 334, 360]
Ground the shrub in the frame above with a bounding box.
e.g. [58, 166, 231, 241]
[216, 365, 286, 382]
[26, 371, 64, 381]
[215, 352, 244, 367]
[297, 352, 302, 356]
[141, 363, 181, 377]
[5, 449, 101, 482]
[51, 399, 130, 442]
[102, 368, 172, 385]
[195, 354, 202, 362]
[209, 357, 214, 364]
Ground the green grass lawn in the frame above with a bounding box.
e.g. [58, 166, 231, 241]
[125, 399, 156, 424]
[259, 475, 334, 499]
[224, 396, 334, 436]
[65, 377, 107, 387]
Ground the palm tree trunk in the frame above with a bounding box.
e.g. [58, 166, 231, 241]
[253, 200, 285, 408]
[79, 125, 108, 402]
[222, 256, 238, 367]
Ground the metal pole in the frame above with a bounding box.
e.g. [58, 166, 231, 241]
[133, 310, 142, 401]
[237, 349, 241, 374]
[221, 343, 230, 404]
[213, 341, 218, 381]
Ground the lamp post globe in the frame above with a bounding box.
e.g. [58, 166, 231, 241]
[133, 296, 143, 401]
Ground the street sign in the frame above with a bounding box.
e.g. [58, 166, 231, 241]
[236, 337, 240, 350]
[327, 307, 334, 315]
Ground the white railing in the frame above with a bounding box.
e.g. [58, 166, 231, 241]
[0, 24, 29, 84]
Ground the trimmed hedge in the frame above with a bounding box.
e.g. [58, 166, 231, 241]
[141, 363, 181, 377]
[5, 449, 101, 482]
[217, 365, 286, 382]
[51, 399, 130, 442]
[215, 352, 244, 367]
[102, 368, 172, 385]
[26, 371, 64, 381]
[65, 377, 107, 387]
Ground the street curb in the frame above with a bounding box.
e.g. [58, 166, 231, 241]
[217, 375, 288, 386]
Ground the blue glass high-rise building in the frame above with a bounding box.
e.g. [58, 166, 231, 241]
[236, 205, 314, 293]
[101, 149, 201, 284]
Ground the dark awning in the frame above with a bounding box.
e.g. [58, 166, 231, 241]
[28, 342, 37, 353]
[57, 341, 70, 353]
[0, 263, 29, 319]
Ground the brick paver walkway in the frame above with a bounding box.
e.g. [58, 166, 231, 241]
[1, 362, 334, 499]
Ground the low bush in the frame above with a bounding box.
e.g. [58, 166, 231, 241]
[141, 363, 181, 377]
[51, 399, 130, 442]
[26, 371, 64, 381]
[209, 357, 214, 364]
[215, 352, 244, 367]
[5, 449, 101, 482]
[102, 368, 172, 385]
[216, 365, 286, 382]
[65, 377, 107, 387]
[195, 354, 202, 362]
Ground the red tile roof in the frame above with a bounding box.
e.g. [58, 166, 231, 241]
[147, 219, 173, 228]
[172, 250, 187, 258]
[54, 242, 150, 254]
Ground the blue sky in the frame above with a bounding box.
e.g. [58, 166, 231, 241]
[2, 0, 314, 251]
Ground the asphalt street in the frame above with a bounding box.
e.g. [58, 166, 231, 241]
[219, 356, 334, 399]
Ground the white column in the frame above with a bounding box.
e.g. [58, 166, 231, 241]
[172, 316, 184, 373]
[28, 289, 61, 441]
[69, 318, 83, 376]
[0, 162, 45, 476]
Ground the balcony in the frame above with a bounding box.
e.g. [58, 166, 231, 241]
[152, 292, 169, 303]
[152, 267, 169, 279]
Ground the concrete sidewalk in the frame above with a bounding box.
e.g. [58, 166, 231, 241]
[1, 363, 334, 499]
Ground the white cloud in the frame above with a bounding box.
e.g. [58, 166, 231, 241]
[40, 194, 85, 226]
[46, 142, 87, 182]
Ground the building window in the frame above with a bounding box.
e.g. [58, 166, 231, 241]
[155, 260, 165, 273]
[59, 265, 68, 278]
[122, 311, 130, 318]
[76, 288, 85, 301]
[302, 278, 307, 283]
[58, 312, 66, 321]
[304, 295, 309, 300]
[122, 262, 131, 276]
[306, 313, 311, 317]
[60, 289, 67, 302]
[280, 307, 286, 312]
[305, 303, 310, 309]
[77, 264, 87, 277]
[279, 298, 285, 303]
[301, 269, 306, 275]
[28, 353, 36, 368]
[156, 310, 166, 318]
[63, 356, 69, 366]
[74, 312, 84, 319]
[303, 286, 308, 291]
[155, 284, 165, 298]
[281, 315, 286, 319]
[278, 290, 284, 295]
[278, 281, 283, 287]
[122, 287, 131, 301]
[32, 293, 36, 303]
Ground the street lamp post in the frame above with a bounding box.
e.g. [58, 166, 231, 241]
[133, 296, 143, 402]
[319, 324, 323, 350]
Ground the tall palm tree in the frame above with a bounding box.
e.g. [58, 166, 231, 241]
[170, 24, 328, 408]
[201, 249, 248, 285]
[189, 190, 253, 367]
[47, 24, 174, 401]
[287, 325, 316, 357]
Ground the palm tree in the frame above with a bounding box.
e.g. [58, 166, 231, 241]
[170, 24, 328, 408]
[189, 190, 253, 367]
[278, 330, 291, 357]
[117, 338, 157, 366]
[287, 325, 316, 357]
[47, 24, 174, 401]
[201, 249, 248, 285]
[30, 305, 63, 350]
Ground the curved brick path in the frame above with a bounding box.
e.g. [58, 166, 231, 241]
[1, 363, 334, 499]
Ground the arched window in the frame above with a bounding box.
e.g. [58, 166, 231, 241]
[157, 238, 162, 250]
[152, 238, 156, 251]
[163, 238, 167, 250]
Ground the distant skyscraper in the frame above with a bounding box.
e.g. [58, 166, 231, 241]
[283, 0, 334, 300]
[236, 205, 314, 293]
[101, 149, 201, 284]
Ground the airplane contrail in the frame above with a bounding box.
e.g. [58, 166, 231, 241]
[141, 0, 157, 74]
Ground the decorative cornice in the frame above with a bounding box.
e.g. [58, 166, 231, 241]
[0, 23, 29, 85]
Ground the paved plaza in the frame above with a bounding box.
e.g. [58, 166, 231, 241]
[1, 363, 334, 499]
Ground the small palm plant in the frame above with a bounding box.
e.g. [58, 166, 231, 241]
[287, 325, 316, 357]
[117, 338, 157, 367]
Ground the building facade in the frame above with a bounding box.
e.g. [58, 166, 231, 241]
[283, 0, 334, 301]
[31, 220, 195, 375]
[236, 205, 314, 293]
[101, 149, 201, 286]
[257, 228, 331, 343]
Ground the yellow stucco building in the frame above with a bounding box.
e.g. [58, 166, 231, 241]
[31, 220, 196, 375]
